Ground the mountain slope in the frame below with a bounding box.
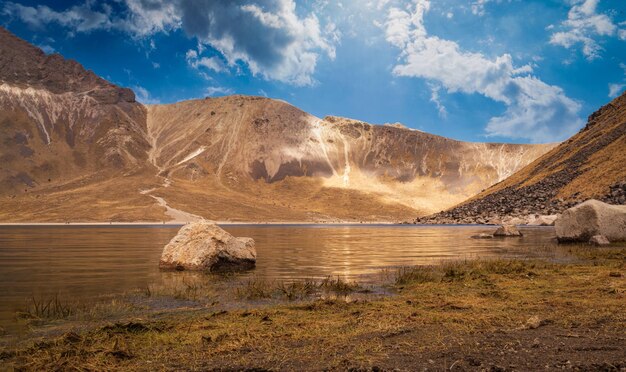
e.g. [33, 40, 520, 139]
[0, 27, 554, 222]
[0, 27, 164, 221]
[144, 96, 553, 221]
[0, 27, 149, 186]
[419, 91, 626, 224]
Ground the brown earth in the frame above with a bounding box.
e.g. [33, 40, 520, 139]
[419, 91, 626, 224]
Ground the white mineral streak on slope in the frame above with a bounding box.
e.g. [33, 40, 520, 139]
[310, 117, 339, 177]
[339, 132, 351, 187]
[176, 146, 207, 166]
[457, 143, 533, 183]
[0, 84, 98, 145]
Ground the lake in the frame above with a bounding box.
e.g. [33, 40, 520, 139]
[0, 224, 557, 326]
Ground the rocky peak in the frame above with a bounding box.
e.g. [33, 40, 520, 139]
[0, 27, 135, 104]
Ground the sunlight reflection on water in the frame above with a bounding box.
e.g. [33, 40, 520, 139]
[0, 224, 557, 324]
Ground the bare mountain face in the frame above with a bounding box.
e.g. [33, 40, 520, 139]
[419, 91, 626, 224]
[145, 97, 552, 221]
[0, 27, 149, 191]
[0, 28, 553, 222]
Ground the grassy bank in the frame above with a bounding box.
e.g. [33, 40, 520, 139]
[1, 246, 624, 371]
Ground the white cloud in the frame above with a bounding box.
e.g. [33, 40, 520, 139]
[386, 0, 582, 143]
[428, 83, 447, 118]
[179, 0, 337, 86]
[471, 0, 492, 16]
[549, 0, 624, 60]
[38, 44, 55, 54]
[608, 62, 626, 97]
[608, 83, 625, 98]
[2, 2, 112, 32]
[205, 86, 234, 96]
[2, 0, 337, 86]
[185, 49, 225, 73]
[133, 86, 160, 104]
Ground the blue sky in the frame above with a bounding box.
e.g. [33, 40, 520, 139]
[1, 0, 625, 143]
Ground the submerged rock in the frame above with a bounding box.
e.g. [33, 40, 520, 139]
[555, 200, 626, 243]
[159, 221, 256, 271]
[471, 233, 493, 239]
[493, 225, 523, 237]
[589, 235, 610, 246]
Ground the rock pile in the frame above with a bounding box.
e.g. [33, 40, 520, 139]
[417, 182, 625, 225]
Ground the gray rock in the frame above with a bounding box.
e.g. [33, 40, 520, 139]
[555, 200, 626, 243]
[493, 225, 523, 237]
[589, 235, 610, 246]
[159, 221, 256, 271]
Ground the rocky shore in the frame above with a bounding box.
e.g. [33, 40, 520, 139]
[416, 181, 626, 225]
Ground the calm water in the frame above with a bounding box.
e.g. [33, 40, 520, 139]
[0, 225, 557, 325]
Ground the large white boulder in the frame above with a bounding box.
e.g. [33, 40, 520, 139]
[159, 221, 256, 271]
[555, 200, 626, 243]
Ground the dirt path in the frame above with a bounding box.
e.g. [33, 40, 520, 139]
[141, 107, 203, 223]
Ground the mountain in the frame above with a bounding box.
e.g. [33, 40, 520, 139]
[419, 91, 626, 224]
[145, 97, 553, 222]
[0, 27, 553, 222]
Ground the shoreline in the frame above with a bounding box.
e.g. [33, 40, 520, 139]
[0, 221, 535, 227]
[0, 221, 401, 226]
[2, 245, 624, 370]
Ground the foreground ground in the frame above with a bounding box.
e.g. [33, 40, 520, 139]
[1, 246, 624, 371]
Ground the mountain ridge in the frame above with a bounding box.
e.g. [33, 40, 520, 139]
[0, 27, 554, 222]
[418, 91, 626, 224]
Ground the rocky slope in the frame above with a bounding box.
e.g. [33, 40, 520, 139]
[0, 27, 150, 193]
[144, 97, 552, 221]
[418, 92, 626, 224]
[0, 27, 554, 222]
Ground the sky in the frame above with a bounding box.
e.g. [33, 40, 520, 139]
[1, 0, 625, 144]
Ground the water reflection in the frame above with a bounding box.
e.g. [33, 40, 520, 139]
[0, 225, 557, 325]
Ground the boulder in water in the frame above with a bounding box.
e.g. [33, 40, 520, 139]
[159, 221, 256, 271]
[555, 200, 626, 243]
[494, 225, 523, 237]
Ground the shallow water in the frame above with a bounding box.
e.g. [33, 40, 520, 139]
[0, 224, 557, 326]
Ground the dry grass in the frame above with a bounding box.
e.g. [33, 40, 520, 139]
[234, 276, 362, 301]
[1, 247, 624, 370]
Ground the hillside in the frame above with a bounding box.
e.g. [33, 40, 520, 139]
[0, 27, 553, 222]
[143, 97, 553, 221]
[418, 91, 626, 224]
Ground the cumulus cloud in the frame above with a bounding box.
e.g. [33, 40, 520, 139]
[2, 0, 337, 86]
[386, 0, 582, 143]
[549, 0, 624, 60]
